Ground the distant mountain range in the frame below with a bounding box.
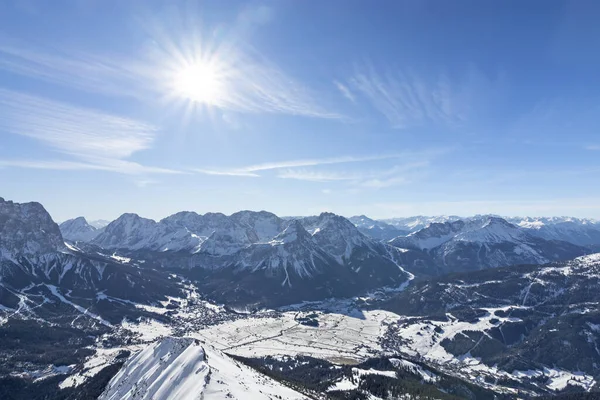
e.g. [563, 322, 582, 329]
[352, 214, 600, 247]
[388, 216, 587, 273]
[56, 209, 598, 288]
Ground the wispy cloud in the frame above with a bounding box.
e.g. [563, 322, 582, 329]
[0, 159, 180, 175]
[193, 169, 260, 177]
[277, 169, 361, 182]
[333, 80, 356, 103]
[585, 145, 600, 150]
[194, 153, 409, 177]
[0, 89, 154, 159]
[340, 62, 505, 129]
[243, 154, 404, 172]
[0, 88, 179, 175]
[277, 161, 430, 188]
[0, 42, 146, 99]
[220, 53, 342, 118]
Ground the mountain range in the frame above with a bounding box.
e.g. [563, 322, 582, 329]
[58, 211, 599, 280]
[4, 196, 600, 399]
[388, 216, 587, 273]
[7, 200, 413, 309]
[352, 214, 600, 248]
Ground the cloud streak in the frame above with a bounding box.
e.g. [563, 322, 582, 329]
[0, 42, 146, 99]
[333, 80, 356, 103]
[0, 89, 154, 158]
[0, 89, 179, 175]
[0, 158, 181, 175]
[277, 169, 361, 182]
[194, 153, 412, 177]
[277, 161, 430, 188]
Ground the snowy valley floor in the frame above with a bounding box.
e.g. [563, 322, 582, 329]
[49, 287, 595, 398]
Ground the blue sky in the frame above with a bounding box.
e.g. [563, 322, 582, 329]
[1, 0, 600, 221]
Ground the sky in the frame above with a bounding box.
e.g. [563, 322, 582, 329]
[1, 0, 600, 222]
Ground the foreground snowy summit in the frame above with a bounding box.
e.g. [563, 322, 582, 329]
[99, 337, 308, 400]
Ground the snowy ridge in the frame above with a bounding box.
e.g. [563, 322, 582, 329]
[506, 216, 600, 246]
[394, 217, 526, 250]
[388, 216, 587, 272]
[100, 337, 308, 400]
[99, 337, 209, 400]
[93, 211, 287, 253]
[381, 216, 463, 233]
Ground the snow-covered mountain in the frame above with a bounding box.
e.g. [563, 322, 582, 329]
[232, 220, 331, 282]
[373, 214, 600, 248]
[0, 198, 182, 311]
[190, 213, 413, 306]
[92, 213, 203, 252]
[506, 216, 600, 247]
[92, 210, 287, 254]
[89, 219, 111, 229]
[59, 216, 103, 242]
[1, 197, 66, 259]
[381, 215, 463, 233]
[389, 216, 587, 272]
[0, 198, 412, 308]
[348, 215, 409, 241]
[100, 337, 308, 400]
[392, 217, 525, 251]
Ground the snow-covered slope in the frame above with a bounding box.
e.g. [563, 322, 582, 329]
[100, 337, 308, 400]
[382, 252, 600, 394]
[59, 217, 102, 242]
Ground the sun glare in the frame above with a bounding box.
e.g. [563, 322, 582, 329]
[173, 61, 225, 105]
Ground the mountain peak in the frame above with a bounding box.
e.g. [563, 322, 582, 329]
[271, 220, 311, 244]
[0, 197, 65, 257]
[59, 216, 101, 242]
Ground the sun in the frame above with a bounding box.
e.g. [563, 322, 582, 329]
[173, 61, 225, 105]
